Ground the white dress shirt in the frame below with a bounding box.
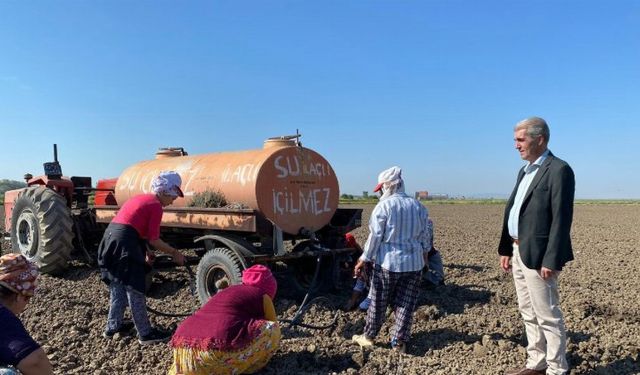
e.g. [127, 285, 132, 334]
[508, 149, 550, 239]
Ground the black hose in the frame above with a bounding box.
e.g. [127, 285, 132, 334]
[146, 304, 194, 318]
[279, 296, 339, 330]
[146, 254, 341, 329]
[279, 254, 341, 330]
[146, 264, 197, 318]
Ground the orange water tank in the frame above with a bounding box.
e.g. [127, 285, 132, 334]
[114, 139, 339, 235]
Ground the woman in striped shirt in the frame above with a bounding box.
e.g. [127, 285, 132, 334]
[352, 166, 431, 353]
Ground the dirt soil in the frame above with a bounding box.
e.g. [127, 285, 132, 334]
[2, 204, 639, 374]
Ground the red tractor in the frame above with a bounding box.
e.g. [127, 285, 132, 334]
[3, 145, 99, 274]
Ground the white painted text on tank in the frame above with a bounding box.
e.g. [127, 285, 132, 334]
[272, 188, 332, 216]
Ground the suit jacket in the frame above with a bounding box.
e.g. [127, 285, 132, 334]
[498, 151, 575, 271]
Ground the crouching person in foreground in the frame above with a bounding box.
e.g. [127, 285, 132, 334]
[168, 265, 281, 375]
[0, 254, 53, 375]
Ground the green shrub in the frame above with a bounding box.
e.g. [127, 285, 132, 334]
[0, 179, 26, 205]
[188, 189, 228, 208]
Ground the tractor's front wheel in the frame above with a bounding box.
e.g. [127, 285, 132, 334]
[195, 247, 244, 305]
[10, 186, 74, 274]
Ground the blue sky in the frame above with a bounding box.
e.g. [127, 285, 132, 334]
[1, 1, 638, 199]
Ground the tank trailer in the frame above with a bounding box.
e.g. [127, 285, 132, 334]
[2, 136, 362, 303]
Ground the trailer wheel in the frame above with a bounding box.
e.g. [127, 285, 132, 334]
[10, 186, 74, 274]
[196, 247, 244, 304]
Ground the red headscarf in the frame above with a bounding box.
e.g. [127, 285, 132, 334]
[345, 233, 357, 248]
[0, 254, 39, 297]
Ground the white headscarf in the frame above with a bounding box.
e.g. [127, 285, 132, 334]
[373, 166, 405, 201]
[151, 171, 184, 198]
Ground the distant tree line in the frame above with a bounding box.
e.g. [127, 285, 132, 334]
[0, 179, 26, 204]
[340, 193, 378, 201]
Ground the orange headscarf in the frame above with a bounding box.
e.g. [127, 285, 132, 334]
[0, 254, 39, 297]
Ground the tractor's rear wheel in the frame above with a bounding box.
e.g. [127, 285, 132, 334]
[10, 186, 74, 274]
[195, 247, 244, 304]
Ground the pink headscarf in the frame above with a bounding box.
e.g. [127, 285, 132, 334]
[0, 254, 39, 297]
[242, 265, 277, 299]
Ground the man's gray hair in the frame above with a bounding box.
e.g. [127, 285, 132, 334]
[515, 117, 550, 142]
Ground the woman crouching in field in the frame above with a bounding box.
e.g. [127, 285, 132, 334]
[167, 265, 281, 375]
[0, 254, 53, 375]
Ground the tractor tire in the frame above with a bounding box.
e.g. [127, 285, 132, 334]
[195, 247, 244, 305]
[10, 186, 74, 275]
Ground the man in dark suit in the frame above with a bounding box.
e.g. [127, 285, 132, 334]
[499, 117, 575, 375]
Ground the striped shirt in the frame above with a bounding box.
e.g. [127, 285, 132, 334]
[360, 192, 431, 272]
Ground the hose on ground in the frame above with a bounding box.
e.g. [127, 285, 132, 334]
[146, 264, 197, 318]
[147, 252, 341, 329]
[279, 254, 341, 330]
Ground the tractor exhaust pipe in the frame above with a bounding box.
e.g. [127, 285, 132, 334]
[43, 144, 62, 178]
